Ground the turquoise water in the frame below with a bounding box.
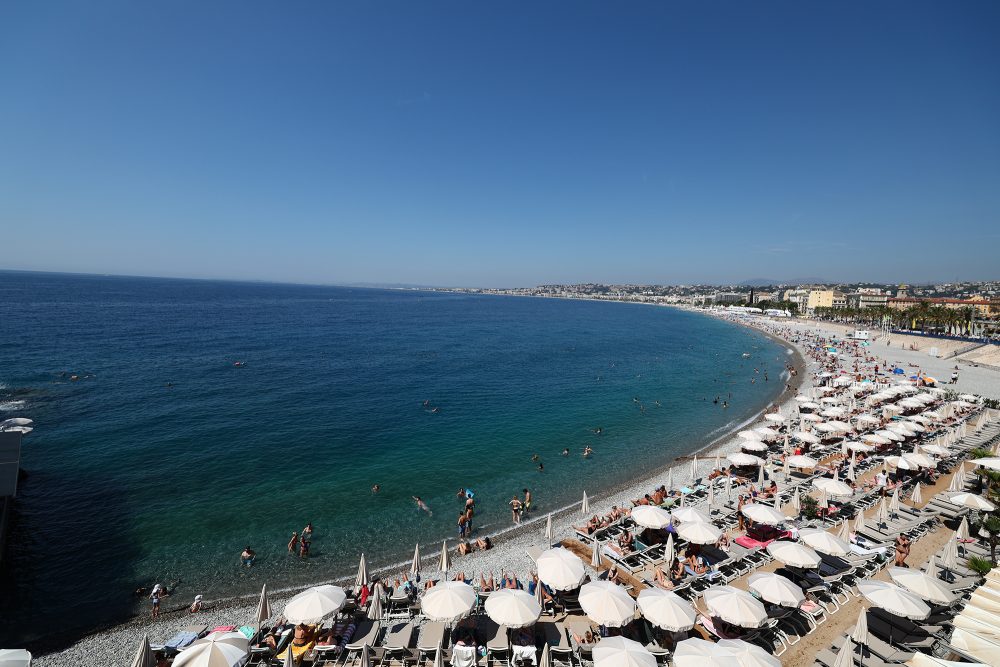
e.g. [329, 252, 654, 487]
[0, 272, 787, 644]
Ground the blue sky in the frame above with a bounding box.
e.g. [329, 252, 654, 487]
[1, 1, 998, 287]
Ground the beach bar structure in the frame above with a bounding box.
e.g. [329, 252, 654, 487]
[0, 430, 21, 571]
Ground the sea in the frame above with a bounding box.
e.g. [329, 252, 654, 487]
[0, 271, 788, 645]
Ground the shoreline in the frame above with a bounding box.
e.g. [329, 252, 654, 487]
[31, 304, 807, 664]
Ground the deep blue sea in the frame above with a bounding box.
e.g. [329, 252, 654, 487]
[0, 272, 787, 645]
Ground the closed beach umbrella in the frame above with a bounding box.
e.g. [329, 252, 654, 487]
[173, 632, 249, 667]
[438, 540, 450, 574]
[636, 588, 696, 632]
[677, 521, 721, 545]
[767, 541, 821, 568]
[367, 584, 384, 620]
[799, 528, 851, 557]
[421, 581, 477, 622]
[255, 584, 272, 628]
[131, 636, 154, 667]
[910, 483, 922, 504]
[355, 554, 369, 590]
[790, 491, 800, 515]
[875, 498, 889, 525]
[813, 477, 853, 498]
[545, 514, 553, 542]
[728, 452, 764, 467]
[537, 548, 585, 591]
[851, 608, 868, 645]
[579, 581, 637, 627]
[831, 641, 853, 667]
[888, 567, 954, 605]
[857, 581, 930, 620]
[284, 585, 347, 624]
[485, 589, 541, 628]
[671, 507, 711, 524]
[741, 504, 786, 526]
[690, 455, 698, 480]
[889, 488, 901, 513]
[593, 636, 656, 667]
[581, 491, 590, 515]
[957, 516, 970, 540]
[941, 538, 958, 569]
[411, 543, 421, 576]
[748, 572, 805, 607]
[951, 493, 997, 511]
[663, 534, 675, 564]
[708, 480, 715, 506]
[666, 469, 674, 492]
[786, 455, 818, 469]
[538, 645, 551, 667]
[836, 519, 850, 543]
[703, 586, 768, 628]
[854, 510, 867, 531]
[631, 505, 673, 529]
[592, 539, 602, 568]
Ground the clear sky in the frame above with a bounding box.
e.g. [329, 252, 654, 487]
[1, 1, 998, 287]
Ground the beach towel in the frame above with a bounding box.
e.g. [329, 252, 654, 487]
[239, 626, 256, 640]
[163, 631, 199, 650]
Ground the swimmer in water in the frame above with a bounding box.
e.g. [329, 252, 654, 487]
[561, 448, 570, 456]
[538, 462, 544, 472]
[531, 454, 540, 462]
[431, 407, 440, 413]
[413, 496, 433, 516]
[372, 484, 380, 494]
[654, 400, 661, 407]
[593, 427, 603, 435]
[423, 400, 430, 407]
[583, 446, 593, 458]
[722, 401, 728, 409]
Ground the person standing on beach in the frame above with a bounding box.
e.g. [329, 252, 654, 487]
[509, 496, 523, 524]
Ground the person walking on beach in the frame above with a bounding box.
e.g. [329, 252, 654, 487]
[149, 583, 164, 619]
[413, 496, 433, 516]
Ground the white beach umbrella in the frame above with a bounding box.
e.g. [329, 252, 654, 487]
[786, 455, 818, 469]
[663, 533, 675, 564]
[949, 465, 967, 492]
[707, 480, 715, 506]
[921, 444, 950, 456]
[636, 588, 696, 632]
[851, 608, 868, 644]
[484, 589, 541, 628]
[741, 503, 787, 526]
[579, 581, 637, 627]
[741, 441, 769, 452]
[941, 537, 958, 570]
[690, 455, 698, 480]
[438, 540, 450, 574]
[765, 413, 786, 423]
[255, 584, 272, 629]
[592, 538, 602, 568]
[738, 430, 762, 441]
[767, 541, 821, 568]
[855, 414, 880, 426]
[581, 491, 590, 515]
[677, 521, 722, 545]
[910, 483, 922, 504]
[857, 581, 930, 620]
[863, 433, 891, 445]
[756, 465, 765, 487]
[974, 457, 1000, 472]
[876, 429, 904, 442]
[831, 641, 853, 667]
[537, 548, 585, 591]
[666, 469, 674, 492]
[874, 498, 890, 525]
[846, 456, 856, 481]
[173, 632, 249, 667]
[671, 507, 711, 524]
[951, 493, 997, 511]
[794, 394, 812, 402]
[792, 431, 820, 445]
[821, 407, 846, 418]
[889, 487, 901, 513]
[959, 394, 979, 402]
[672, 638, 779, 667]
[957, 516, 970, 540]
[755, 427, 780, 440]
[420, 581, 477, 622]
[130, 636, 154, 667]
[411, 543, 421, 576]
[538, 645, 551, 667]
[800, 413, 824, 423]
[592, 637, 656, 667]
[854, 510, 867, 531]
[631, 505, 673, 530]
[813, 423, 838, 434]
[728, 452, 764, 467]
[545, 514, 553, 543]
[355, 554, 369, 590]
[903, 452, 936, 469]
[284, 585, 347, 624]
[846, 441, 874, 452]
[799, 528, 851, 557]
[888, 567, 954, 605]
[748, 572, 805, 607]
[703, 586, 768, 628]
[813, 477, 854, 498]
[368, 583, 384, 620]
[790, 491, 801, 515]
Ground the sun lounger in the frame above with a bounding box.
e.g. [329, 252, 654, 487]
[418, 621, 447, 659]
[382, 621, 415, 667]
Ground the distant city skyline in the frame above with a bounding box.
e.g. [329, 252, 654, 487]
[2, 1, 999, 287]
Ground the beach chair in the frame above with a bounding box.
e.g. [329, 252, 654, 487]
[484, 621, 510, 667]
[538, 621, 572, 667]
[382, 621, 416, 667]
[344, 620, 383, 664]
[417, 622, 446, 665]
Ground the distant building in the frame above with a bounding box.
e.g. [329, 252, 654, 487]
[832, 291, 847, 309]
[847, 290, 888, 310]
[782, 289, 809, 311]
[713, 292, 744, 305]
[752, 291, 776, 304]
[887, 297, 1000, 317]
[806, 290, 835, 312]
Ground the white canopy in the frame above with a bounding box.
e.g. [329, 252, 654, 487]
[741, 504, 787, 526]
[537, 548, 586, 591]
[630, 505, 673, 529]
[673, 638, 780, 667]
[786, 455, 818, 469]
[579, 581, 637, 627]
[484, 589, 541, 628]
[813, 477, 854, 498]
[676, 521, 722, 545]
[420, 581, 477, 622]
[792, 431, 820, 444]
[951, 493, 997, 511]
[283, 585, 347, 624]
[703, 586, 768, 628]
[799, 528, 851, 556]
[767, 541, 821, 568]
[671, 507, 711, 524]
[727, 452, 764, 467]
[173, 632, 248, 667]
[857, 580, 930, 620]
[635, 588, 696, 632]
[888, 567, 954, 606]
[747, 572, 805, 607]
[592, 637, 656, 667]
